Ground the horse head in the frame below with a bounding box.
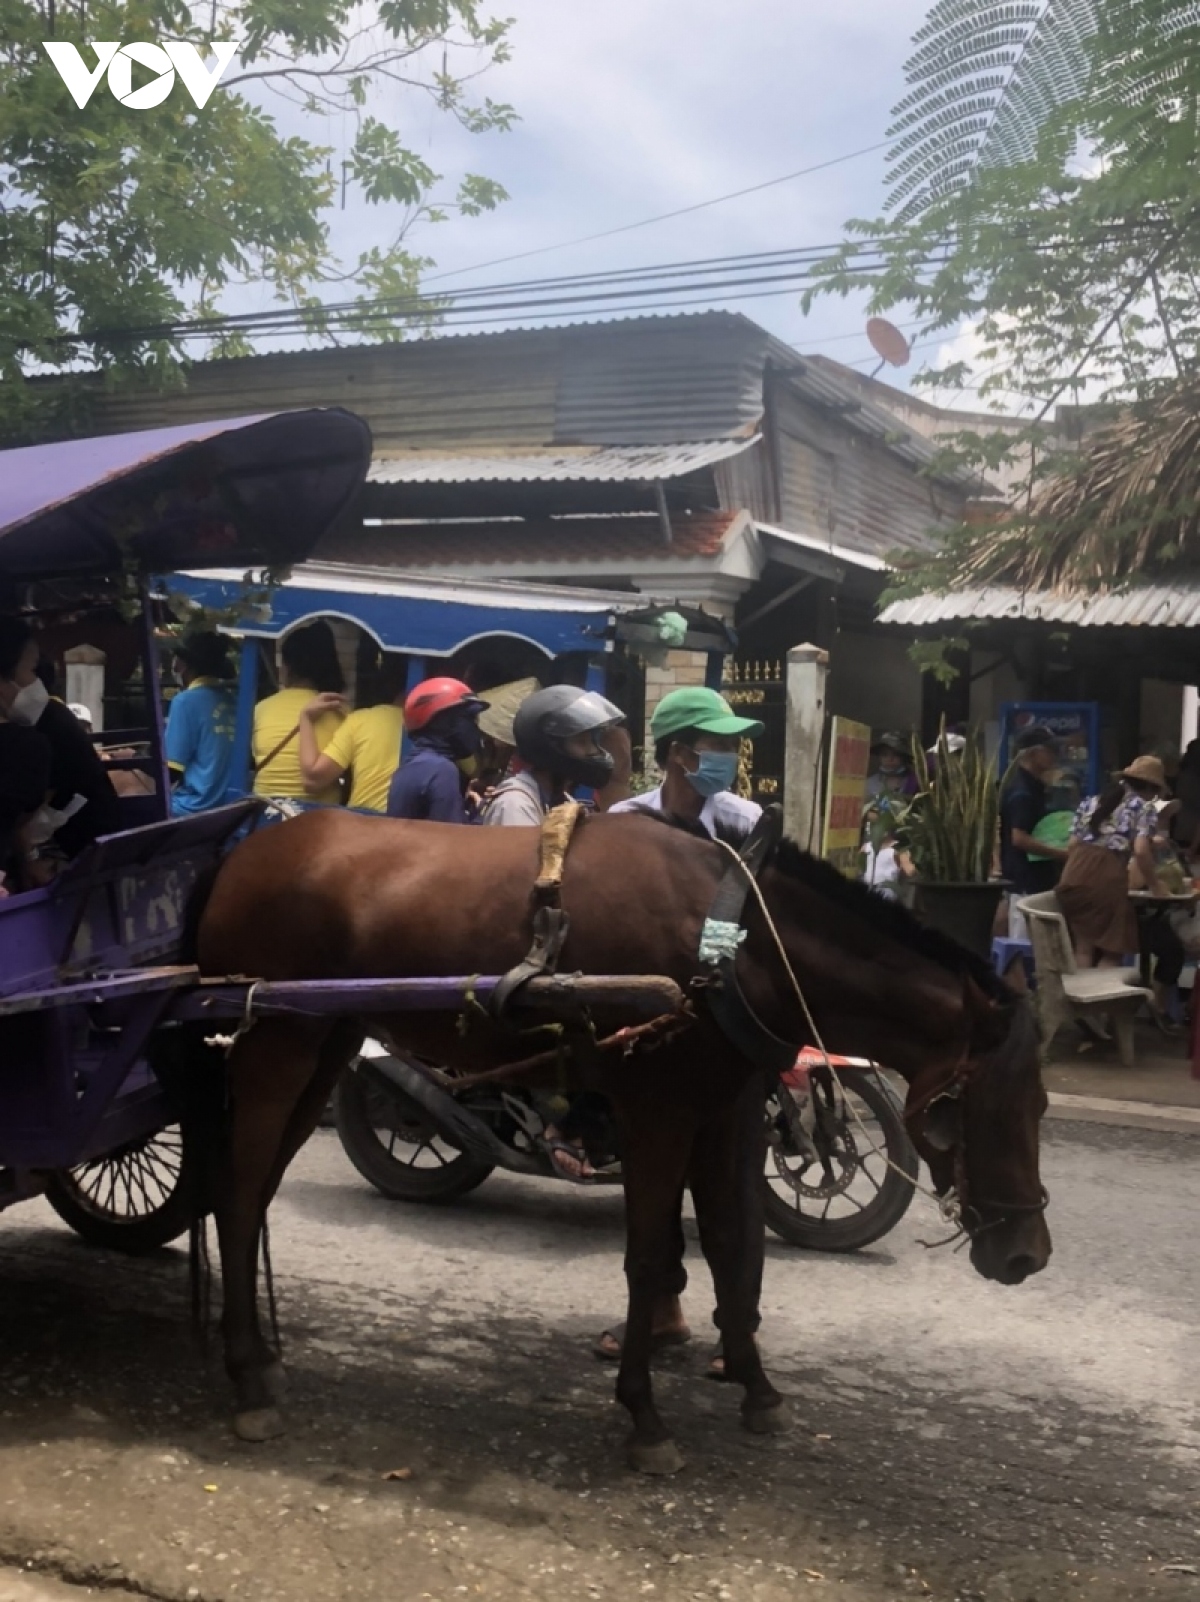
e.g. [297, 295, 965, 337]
[906, 976, 1050, 1286]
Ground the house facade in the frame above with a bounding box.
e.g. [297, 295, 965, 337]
[33, 312, 979, 790]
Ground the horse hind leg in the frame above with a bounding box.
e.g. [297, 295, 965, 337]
[214, 1017, 343, 1442]
[689, 1074, 785, 1436]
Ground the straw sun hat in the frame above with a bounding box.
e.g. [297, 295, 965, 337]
[1116, 755, 1167, 790]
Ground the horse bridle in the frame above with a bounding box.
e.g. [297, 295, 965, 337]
[908, 1060, 1050, 1242]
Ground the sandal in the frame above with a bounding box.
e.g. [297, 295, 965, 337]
[593, 1321, 692, 1362]
[540, 1135, 597, 1185]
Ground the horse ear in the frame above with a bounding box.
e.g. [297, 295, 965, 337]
[964, 974, 1009, 1049]
[922, 1093, 959, 1152]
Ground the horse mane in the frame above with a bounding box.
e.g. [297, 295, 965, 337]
[768, 837, 1012, 1003]
[608, 810, 1010, 1005]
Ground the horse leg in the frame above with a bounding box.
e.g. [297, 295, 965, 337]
[689, 1072, 784, 1435]
[213, 1017, 331, 1441]
[613, 1105, 694, 1475]
[243, 1019, 366, 1403]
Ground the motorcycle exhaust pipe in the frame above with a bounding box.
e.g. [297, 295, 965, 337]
[358, 1053, 545, 1177]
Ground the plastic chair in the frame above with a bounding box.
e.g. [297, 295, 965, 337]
[1018, 891, 1152, 1068]
[991, 937, 1034, 984]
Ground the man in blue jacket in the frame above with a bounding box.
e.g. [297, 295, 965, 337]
[386, 677, 488, 823]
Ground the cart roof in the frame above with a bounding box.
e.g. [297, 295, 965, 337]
[0, 410, 371, 582]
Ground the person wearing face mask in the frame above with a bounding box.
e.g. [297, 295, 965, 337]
[481, 684, 625, 828]
[607, 686, 765, 844]
[386, 677, 489, 823]
[0, 618, 119, 864]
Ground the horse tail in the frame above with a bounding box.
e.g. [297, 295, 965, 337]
[181, 859, 223, 966]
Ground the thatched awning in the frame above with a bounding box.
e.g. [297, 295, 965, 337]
[936, 382, 1200, 592]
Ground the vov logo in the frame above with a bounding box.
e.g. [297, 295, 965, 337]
[43, 41, 238, 110]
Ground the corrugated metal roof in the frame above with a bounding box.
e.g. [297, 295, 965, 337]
[176, 561, 648, 613]
[367, 438, 755, 485]
[755, 522, 889, 573]
[321, 510, 746, 571]
[879, 584, 1200, 629]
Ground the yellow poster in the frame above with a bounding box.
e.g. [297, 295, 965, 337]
[822, 717, 871, 877]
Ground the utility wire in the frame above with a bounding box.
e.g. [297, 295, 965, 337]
[421, 141, 894, 285]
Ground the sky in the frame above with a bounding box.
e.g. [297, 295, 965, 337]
[237, 0, 948, 386]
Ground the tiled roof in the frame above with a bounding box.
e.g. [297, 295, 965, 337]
[321, 510, 743, 570]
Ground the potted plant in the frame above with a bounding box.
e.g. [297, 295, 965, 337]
[898, 726, 1007, 960]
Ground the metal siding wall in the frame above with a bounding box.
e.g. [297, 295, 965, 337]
[553, 322, 767, 444]
[773, 389, 961, 558]
[712, 438, 775, 518]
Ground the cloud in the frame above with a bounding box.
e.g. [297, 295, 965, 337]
[224, 0, 934, 368]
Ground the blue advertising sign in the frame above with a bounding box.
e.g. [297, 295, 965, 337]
[1000, 702, 1101, 812]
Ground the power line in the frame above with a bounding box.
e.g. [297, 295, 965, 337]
[422, 141, 894, 285]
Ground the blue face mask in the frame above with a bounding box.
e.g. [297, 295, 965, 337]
[685, 749, 739, 798]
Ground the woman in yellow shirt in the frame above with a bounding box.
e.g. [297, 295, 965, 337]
[253, 622, 345, 804]
[297, 660, 406, 813]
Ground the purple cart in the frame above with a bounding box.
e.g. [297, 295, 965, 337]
[0, 411, 371, 1248]
[0, 411, 682, 1251]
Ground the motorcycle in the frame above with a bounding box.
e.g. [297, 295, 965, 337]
[334, 1041, 918, 1253]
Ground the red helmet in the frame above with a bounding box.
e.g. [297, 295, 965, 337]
[403, 676, 487, 734]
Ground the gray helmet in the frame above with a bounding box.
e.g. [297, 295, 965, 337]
[512, 685, 624, 788]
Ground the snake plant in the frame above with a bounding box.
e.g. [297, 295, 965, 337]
[904, 726, 1000, 884]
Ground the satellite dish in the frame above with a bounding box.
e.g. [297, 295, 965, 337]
[866, 317, 911, 378]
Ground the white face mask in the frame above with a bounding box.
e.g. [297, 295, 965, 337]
[9, 677, 49, 726]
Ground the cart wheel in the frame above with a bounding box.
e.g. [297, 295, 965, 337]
[335, 1059, 493, 1203]
[762, 1068, 918, 1252]
[45, 1124, 200, 1254]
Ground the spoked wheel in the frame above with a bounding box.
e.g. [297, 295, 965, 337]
[45, 1124, 200, 1254]
[762, 1067, 918, 1252]
[335, 1057, 493, 1203]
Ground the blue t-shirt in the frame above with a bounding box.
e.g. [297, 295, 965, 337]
[165, 680, 236, 816]
[386, 742, 469, 823]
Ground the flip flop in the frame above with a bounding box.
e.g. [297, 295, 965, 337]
[540, 1136, 597, 1185]
[592, 1321, 693, 1362]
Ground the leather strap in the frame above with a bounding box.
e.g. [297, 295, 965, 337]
[490, 801, 586, 1020]
[700, 805, 800, 1073]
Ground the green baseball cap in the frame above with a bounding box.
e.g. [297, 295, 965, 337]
[650, 686, 765, 743]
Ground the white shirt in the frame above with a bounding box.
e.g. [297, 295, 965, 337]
[481, 768, 549, 827]
[607, 783, 761, 842]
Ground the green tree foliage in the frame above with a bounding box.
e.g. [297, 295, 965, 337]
[807, 0, 1200, 597]
[0, 0, 515, 434]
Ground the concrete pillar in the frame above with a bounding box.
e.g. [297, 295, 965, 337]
[63, 644, 106, 732]
[783, 642, 828, 852]
[641, 649, 710, 776]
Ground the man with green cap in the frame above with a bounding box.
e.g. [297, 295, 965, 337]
[607, 685, 765, 841]
[597, 684, 767, 1366]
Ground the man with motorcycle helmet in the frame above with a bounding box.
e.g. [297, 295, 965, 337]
[481, 683, 624, 827]
[386, 677, 488, 823]
[481, 683, 625, 1182]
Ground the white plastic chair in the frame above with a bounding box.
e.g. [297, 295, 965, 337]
[1018, 891, 1152, 1068]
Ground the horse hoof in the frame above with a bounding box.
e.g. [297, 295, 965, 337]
[626, 1437, 685, 1476]
[234, 1407, 286, 1443]
[741, 1402, 787, 1437]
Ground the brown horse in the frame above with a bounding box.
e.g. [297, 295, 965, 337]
[192, 808, 1050, 1472]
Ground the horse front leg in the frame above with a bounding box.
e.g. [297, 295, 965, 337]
[612, 1104, 694, 1475]
[690, 1070, 785, 1435]
[214, 1018, 327, 1442]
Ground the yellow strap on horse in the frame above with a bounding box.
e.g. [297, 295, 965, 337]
[534, 799, 585, 902]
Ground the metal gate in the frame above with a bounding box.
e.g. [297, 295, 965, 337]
[722, 659, 786, 807]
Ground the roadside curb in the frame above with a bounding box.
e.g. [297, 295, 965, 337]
[1047, 1090, 1200, 1136]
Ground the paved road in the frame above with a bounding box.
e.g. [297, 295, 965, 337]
[0, 1122, 1196, 1602]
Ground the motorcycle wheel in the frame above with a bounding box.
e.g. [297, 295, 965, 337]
[334, 1058, 494, 1203]
[762, 1068, 918, 1252]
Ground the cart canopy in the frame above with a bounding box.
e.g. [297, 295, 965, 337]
[0, 410, 371, 583]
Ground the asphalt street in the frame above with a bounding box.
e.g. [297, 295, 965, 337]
[0, 1120, 1196, 1602]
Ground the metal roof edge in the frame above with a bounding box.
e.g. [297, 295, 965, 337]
[754, 521, 890, 573]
